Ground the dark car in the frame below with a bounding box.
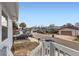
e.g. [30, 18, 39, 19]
[26, 32, 33, 37]
[28, 33, 33, 37]
[15, 34, 28, 40]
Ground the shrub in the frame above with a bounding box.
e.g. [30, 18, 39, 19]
[75, 35, 79, 41]
[76, 35, 79, 38]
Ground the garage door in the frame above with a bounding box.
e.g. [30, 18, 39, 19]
[61, 31, 72, 36]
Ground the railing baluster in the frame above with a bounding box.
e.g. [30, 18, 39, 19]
[42, 41, 45, 56]
[47, 49, 48, 56]
[63, 52, 66, 56]
[38, 48, 40, 56]
[50, 42, 55, 56]
[40, 47, 42, 56]
[58, 49, 60, 56]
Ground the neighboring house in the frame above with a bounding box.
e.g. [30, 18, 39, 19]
[0, 2, 18, 56]
[59, 26, 79, 36]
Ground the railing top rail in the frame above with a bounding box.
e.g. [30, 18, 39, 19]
[52, 42, 79, 56]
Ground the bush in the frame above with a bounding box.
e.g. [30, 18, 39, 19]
[52, 34, 54, 37]
[76, 35, 79, 38]
[75, 35, 79, 41]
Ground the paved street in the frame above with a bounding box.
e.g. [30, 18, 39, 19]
[32, 32, 79, 51]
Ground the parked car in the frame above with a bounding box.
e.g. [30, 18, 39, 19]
[27, 33, 33, 37]
[14, 34, 28, 40]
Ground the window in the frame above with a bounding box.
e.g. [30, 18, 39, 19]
[2, 11, 8, 41]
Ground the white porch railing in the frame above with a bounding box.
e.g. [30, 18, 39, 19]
[29, 40, 79, 56]
[0, 39, 13, 56]
[50, 42, 79, 56]
[28, 42, 43, 56]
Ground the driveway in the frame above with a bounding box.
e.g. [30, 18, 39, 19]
[54, 34, 76, 41]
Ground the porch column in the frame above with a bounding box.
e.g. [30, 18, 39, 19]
[0, 3, 2, 42]
[8, 17, 13, 48]
[7, 17, 13, 55]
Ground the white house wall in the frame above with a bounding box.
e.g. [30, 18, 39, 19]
[0, 3, 2, 42]
[0, 3, 18, 56]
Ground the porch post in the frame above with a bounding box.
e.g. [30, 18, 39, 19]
[8, 17, 13, 46]
[0, 3, 2, 42]
[7, 17, 13, 55]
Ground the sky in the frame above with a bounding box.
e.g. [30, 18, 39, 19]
[19, 2, 79, 27]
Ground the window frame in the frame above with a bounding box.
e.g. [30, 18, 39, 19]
[2, 10, 8, 41]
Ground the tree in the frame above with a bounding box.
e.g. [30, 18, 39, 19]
[49, 24, 55, 27]
[63, 23, 73, 27]
[19, 22, 26, 29]
[13, 22, 19, 35]
[75, 22, 79, 27]
[13, 22, 18, 30]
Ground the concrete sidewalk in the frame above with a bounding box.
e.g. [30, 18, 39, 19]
[28, 37, 38, 43]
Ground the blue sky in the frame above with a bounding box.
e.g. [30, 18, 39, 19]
[19, 2, 79, 27]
